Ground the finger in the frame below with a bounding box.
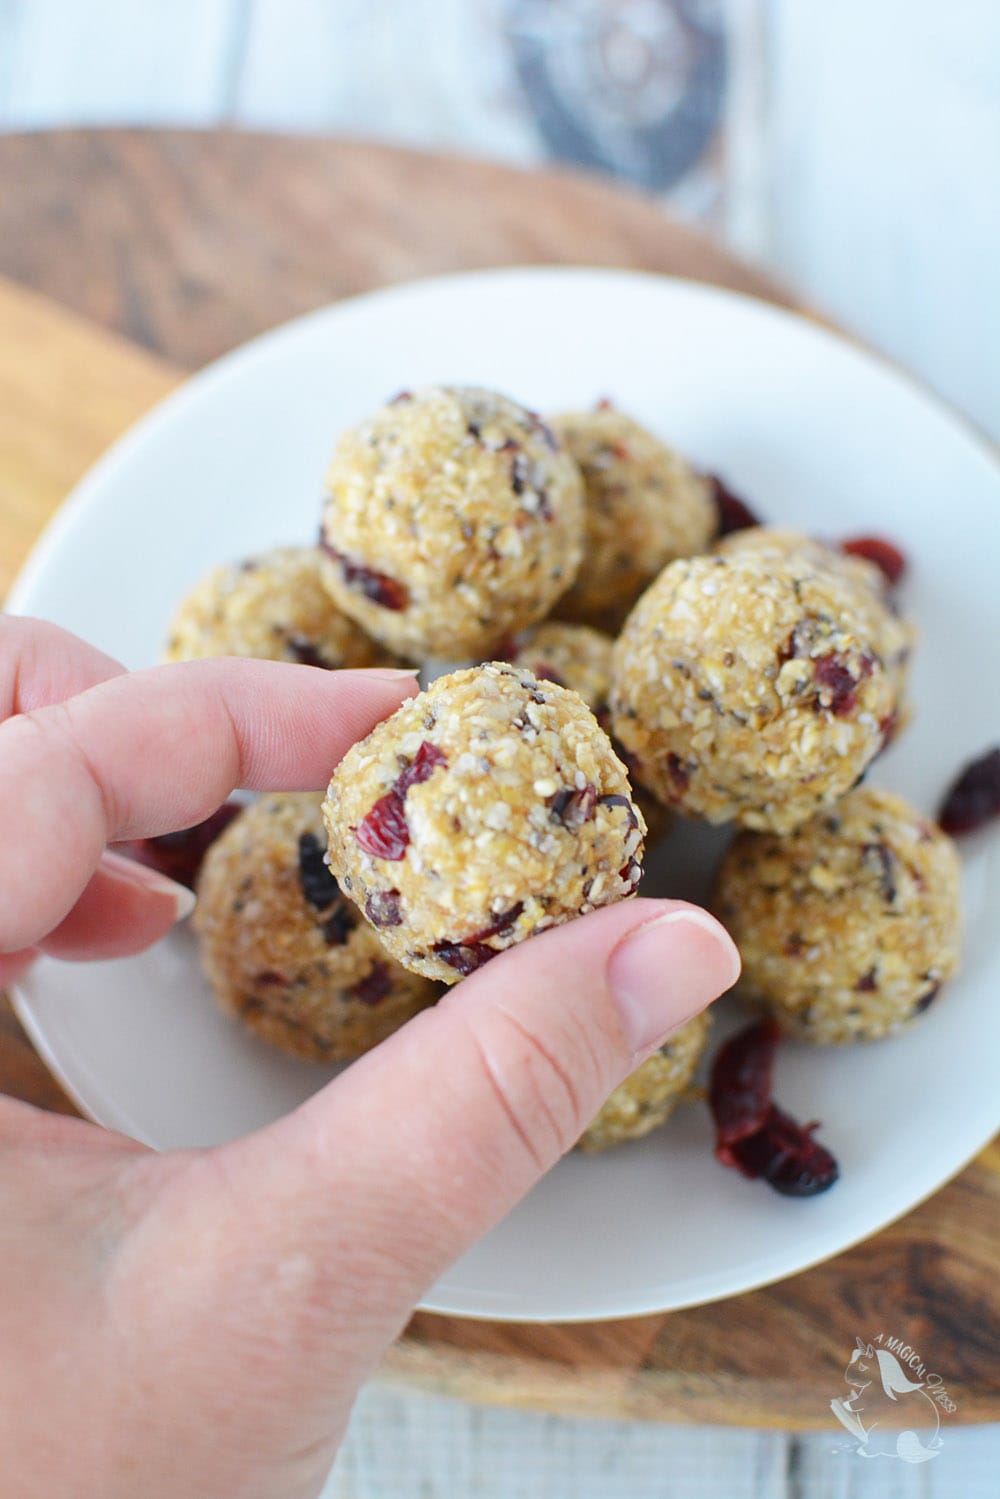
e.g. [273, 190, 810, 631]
[0, 950, 37, 988]
[36, 852, 195, 962]
[0, 659, 417, 952]
[211, 899, 739, 1355]
[0, 615, 125, 716]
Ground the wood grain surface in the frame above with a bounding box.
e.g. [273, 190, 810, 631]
[1, 130, 996, 1428]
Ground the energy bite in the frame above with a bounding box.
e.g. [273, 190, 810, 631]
[715, 527, 914, 710]
[551, 405, 715, 633]
[578, 1010, 711, 1151]
[511, 621, 669, 842]
[323, 662, 645, 985]
[713, 787, 961, 1044]
[611, 551, 902, 833]
[164, 546, 388, 669]
[194, 794, 436, 1061]
[319, 386, 585, 660]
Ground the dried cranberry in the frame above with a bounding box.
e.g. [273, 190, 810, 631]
[841, 535, 906, 587]
[297, 832, 340, 909]
[813, 652, 873, 717]
[528, 660, 566, 687]
[709, 1019, 781, 1161]
[728, 1104, 839, 1196]
[878, 709, 900, 751]
[351, 963, 392, 1006]
[254, 970, 286, 988]
[354, 742, 446, 861]
[709, 1022, 838, 1197]
[321, 908, 355, 946]
[854, 967, 878, 993]
[354, 793, 410, 860]
[597, 793, 640, 831]
[595, 396, 615, 411]
[913, 983, 940, 1015]
[708, 475, 761, 536]
[428, 905, 523, 975]
[319, 539, 409, 611]
[285, 635, 331, 669]
[431, 940, 499, 976]
[666, 753, 691, 792]
[390, 389, 412, 403]
[365, 889, 403, 928]
[465, 903, 524, 943]
[115, 801, 242, 889]
[396, 740, 447, 796]
[938, 747, 1000, 835]
[549, 783, 598, 830]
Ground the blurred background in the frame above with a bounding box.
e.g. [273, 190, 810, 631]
[1, 4, 998, 1496]
[1, 0, 998, 439]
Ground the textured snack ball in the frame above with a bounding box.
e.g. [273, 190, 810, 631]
[511, 621, 669, 843]
[194, 794, 437, 1060]
[714, 527, 913, 713]
[611, 551, 903, 833]
[319, 386, 585, 660]
[578, 1010, 711, 1151]
[323, 662, 645, 985]
[551, 406, 715, 633]
[713, 787, 961, 1044]
[164, 546, 389, 669]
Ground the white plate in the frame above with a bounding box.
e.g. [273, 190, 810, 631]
[8, 268, 1000, 1322]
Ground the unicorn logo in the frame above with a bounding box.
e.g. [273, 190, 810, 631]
[831, 1338, 945, 1462]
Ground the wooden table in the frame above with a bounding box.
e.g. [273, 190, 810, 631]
[1, 129, 997, 1428]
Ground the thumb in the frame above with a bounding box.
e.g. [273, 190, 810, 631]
[216, 898, 738, 1344]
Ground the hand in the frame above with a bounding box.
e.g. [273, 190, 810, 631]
[0, 615, 739, 1499]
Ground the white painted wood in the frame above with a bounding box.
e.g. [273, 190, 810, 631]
[0, 0, 246, 126]
[767, 0, 1000, 442]
[323, 1387, 789, 1498]
[235, 0, 539, 163]
[794, 1420, 1000, 1497]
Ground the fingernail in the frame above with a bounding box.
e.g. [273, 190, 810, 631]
[608, 908, 741, 1055]
[361, 668, 420, 681]
[100, 851, 198, 922]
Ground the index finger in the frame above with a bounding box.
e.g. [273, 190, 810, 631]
[0, 657, 416, 951]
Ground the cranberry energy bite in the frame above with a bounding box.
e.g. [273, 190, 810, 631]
[549, 404, 715, 633]
[713, 787, 961, 1044]
[164, 546, 390, 669]
[194, 794, 437, 1061]
[611, 549, 907, 833]
[577, 1010, 711, 1152]
[318, 386, 585, 660]
[322, 662, 645, 985]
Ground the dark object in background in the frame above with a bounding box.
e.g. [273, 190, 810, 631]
[505, 0, 726, 193]
[115, 801, 243, 889]
[938, 747, 1000, 836]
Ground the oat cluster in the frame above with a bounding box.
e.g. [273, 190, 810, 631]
[578, 1011, 712, 1151]
[322, 662, 645, 985]
[194, 793, 436, 1059]
[713, 788, 961, 1043]
[550, 406, 715, 632]
[319, 386, 585, 660]
[164, 546, 389, 670]
[612, 550, 903, 833]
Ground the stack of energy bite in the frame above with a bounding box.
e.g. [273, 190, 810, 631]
[166, 384, 961, 1154]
